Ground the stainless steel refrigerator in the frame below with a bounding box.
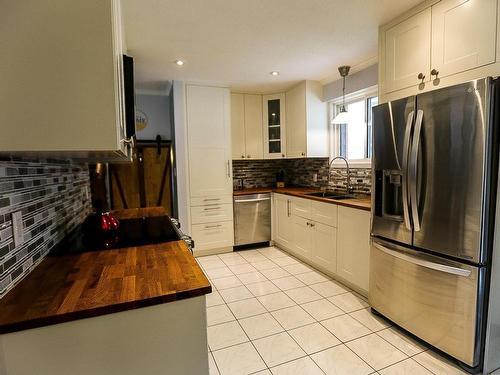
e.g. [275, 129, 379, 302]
[370, 77, 500, 372]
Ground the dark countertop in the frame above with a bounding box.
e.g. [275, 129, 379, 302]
[234, 187, 371, 212]
[0, 207, 211, 334]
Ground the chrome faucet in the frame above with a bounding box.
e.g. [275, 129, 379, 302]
[327, 156, 351, 195]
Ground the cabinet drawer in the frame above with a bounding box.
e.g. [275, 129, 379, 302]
[191, 196, 233, 206]
[292, 197, 311, 218]
[311, 200, 337, 227]
[191, 204, 233, 224]
[191, 221, 234, 251]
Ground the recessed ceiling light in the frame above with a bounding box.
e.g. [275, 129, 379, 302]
[175, 60, 184, 66]
[270, 71, 279, 76]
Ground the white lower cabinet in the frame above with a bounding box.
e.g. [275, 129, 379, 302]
[336, 206, 371, 293]
[273, 194, 294, 248]
[191, 221, 234, 251]
[272, 193, 370, 294]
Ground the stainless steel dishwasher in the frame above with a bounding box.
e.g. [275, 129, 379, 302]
[234, 193, 271, 246]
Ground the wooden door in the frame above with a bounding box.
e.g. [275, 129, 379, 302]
[231, 93, 246, 159]
[431, 0, 497, 79]
[384, 8, 431, 92]
[244, 94, 263, 159]
[110, 143, 173, 215]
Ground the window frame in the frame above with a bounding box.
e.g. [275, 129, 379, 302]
[329, 85, 378, 167]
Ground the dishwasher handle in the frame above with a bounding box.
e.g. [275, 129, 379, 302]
[234, 197, 271, 203]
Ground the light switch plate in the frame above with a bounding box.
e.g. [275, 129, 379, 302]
[11, 211, 24, 247]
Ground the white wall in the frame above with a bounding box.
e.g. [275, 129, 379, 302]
[135, 94, 171, 141]
[323, 64, 378, 101]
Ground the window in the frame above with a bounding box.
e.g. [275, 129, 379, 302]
[330, 88, 378, 165]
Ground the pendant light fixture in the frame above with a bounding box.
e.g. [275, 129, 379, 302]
[332, 65, 351, 124]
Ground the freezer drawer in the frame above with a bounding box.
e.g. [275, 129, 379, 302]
[370, 239, 484, 367]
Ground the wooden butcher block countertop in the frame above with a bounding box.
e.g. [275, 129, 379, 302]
[233, 187, 371, 211]
[0, 207, 211, 334]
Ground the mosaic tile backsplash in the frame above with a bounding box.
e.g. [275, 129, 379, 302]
[232, 158, 371, 194]
[0, 158, 91, 298]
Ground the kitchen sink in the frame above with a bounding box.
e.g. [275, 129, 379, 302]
[304, 191, 354, 200]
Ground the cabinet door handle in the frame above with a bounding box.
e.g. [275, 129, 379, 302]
[241, 155, 245, 158]
[417, 73, 425, 83]
[301, 152, 305, 156]
[226, 161, 231, 178]
[247, 154, 251, 158]
[287, 200, 291, 217]
[431, 69, 439, 78]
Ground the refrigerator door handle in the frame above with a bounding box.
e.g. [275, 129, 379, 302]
[372, 241, 472, 277]
[410, 109, 424, 232]
[402, 111, 414, 231]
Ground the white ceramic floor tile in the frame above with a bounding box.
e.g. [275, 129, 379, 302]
[285, 286, 322, 304]
[220, 256, 248, 266]
[271, 305, 315, 330]
[283, 263, 313, 275]
[311, 344, 373, 375]
[212, 275, 244, 290]
[301, 298, 344, 321]
[218, 252, 244, 260]
[329, 292, 369, 313]
[207, 321, 249, 351]
[350, 308, 391, 331]
[212, 342, 267, 375]
[294, 271, 330, 285]
[208, 352, 220, 375]
[346, 333, 407, 371]
[272, 276, 306, 291]
[270, 356, 324, 375]
[257, 292, 296, 311]
[206, 290, 225, 307]
[377, 327, 427, 357]
[236, 271, 268, 285]
[207, 304, 236, 326]
[252, 259, 280, 271]
[288, 322, 341, 354]
[246, 280, 281, 297]
[219, 285, 254, 303]
[259, 267, 291, 280]
[244, 254, 269, 264]
[321, 314, 371, 342]
[309, 280, 350, 297]
[413, 351, 469, 375]
[253, 332, 306, 367]
[272, 256, 299, 267]
[259, 247, 288, 259]
[227, 298, 267, 319]
[228, 263, 257, 275]
[199, 257, 226, 270]
[205, 266, 234, 280]
[239, 312, 284, 340]
[379, 358, 433, 375]
[253, 370, 272, 375]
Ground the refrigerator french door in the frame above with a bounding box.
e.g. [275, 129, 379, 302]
[370, 78, 499, 369]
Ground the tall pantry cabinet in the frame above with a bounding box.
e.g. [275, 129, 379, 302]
[186, 85, 234, 255]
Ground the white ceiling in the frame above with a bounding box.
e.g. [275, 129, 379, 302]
[122, 0, 422, 93]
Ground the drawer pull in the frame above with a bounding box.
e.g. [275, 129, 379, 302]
[205, 224, 222, 229]
[204, 198, 221, 202]
[204, 207, 222, 211]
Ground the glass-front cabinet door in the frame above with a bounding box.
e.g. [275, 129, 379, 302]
[263, 93, 286, 158]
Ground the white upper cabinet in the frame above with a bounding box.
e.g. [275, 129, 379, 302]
[263, 93, 286, 159]
[380, 0, 500, 100]
[231, 93, 263, 159]
[0, 0, 130, 159]
[231, 93, 246, 159]
[431, 0, 497, 79]
[286, 81, 328, 158]
[244, 94, 264, 159]
[187, 85, 232, 198]
[384, 8, 432, 93]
